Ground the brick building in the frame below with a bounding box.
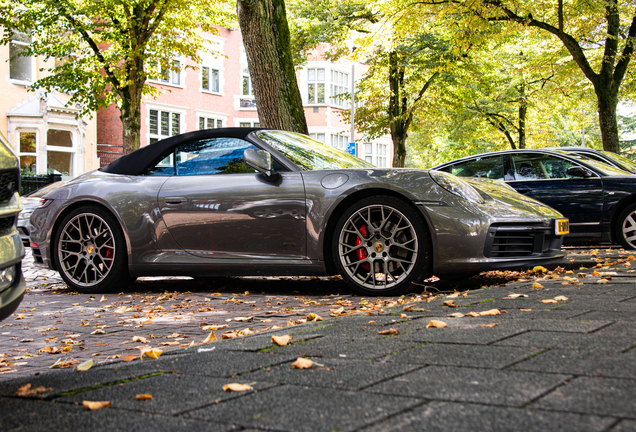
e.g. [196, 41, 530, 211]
[98, 27, 393, 168]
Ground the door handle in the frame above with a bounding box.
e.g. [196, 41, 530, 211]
[164, 197, 188, 204]
[516, 186, 531, 194]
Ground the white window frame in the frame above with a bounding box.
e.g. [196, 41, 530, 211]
[307, 67, 326, 105]
[201, 66, 220, 93]
[330, 133, 349, 150]
[148, 58, 184, 88]
[146, 103, 187, 144]
[330, 68, 350, 109]
[46, 128, 76, 177]
[236, 119, 260, 128]
[17, 130, 38, 170]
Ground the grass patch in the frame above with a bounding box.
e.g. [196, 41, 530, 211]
[58, 372, 165, 397]
[462, 298, 494, 307]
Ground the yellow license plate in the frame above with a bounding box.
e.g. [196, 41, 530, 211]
[555, 218, 569, 235]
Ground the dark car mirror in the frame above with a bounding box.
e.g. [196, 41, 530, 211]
[244, 149, 279, 181]
[566, 166, 593, 178]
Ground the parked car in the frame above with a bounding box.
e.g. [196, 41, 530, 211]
[18, 181, 65, 246]
[29, 128, 568, 296]
[432, 148, 636, 248]
[0, 136, 26, 320]
[549, 147, 636, 174]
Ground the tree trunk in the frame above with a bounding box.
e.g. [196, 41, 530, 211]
[237, 0, 308, 134]
[388, 51, 407, 167]
[518, 102, 526, 149]
[119, 85, 142, 155]
[596, 88, 620, 153]
[390, 123, 408, 167]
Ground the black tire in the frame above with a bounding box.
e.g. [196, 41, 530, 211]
[331, 196, 432, 296]
[616, 203, 636, 249]
[54, 206, 133, 293]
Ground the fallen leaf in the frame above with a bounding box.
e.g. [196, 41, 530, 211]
[82, 401, 110, 410]
[442, 300, 458, 308]
[553, 296, 569, 301]
[90, 330, 105, 335]
[232, 317, 253, 322]
[38, 346, 61, 354]
[202, 331, 217, 344]
[135, 394, 153, 400]
[76, 359, 95, 372]
[403, 304, 415, 311]
[518, 308, 532, 311]
[399, 313, 408, 318]
[222, 383, 252, 392]
[272, 335, 292, 346]
[532, 282, 544, 289]
[466, 312, 480, 317]
[306, 313, 323, 322]
[16, 384, 53, 397]
[260, 319, 273, 323]
[541, 299, 558, 303]
[100, 296, 107, 302]
[478, 309, 501, 316]
[377, 328, 398, 335]
[122, 355, 137, 362]
[448, 313, 465, 318]
[222, 331, 238, 339]
[426, 320, 447, 328]
[507, 293, 528, 298]
[49, 358, 79, 369]
[132, 336, 149, 343]
[291, 357, 314, 369]
[596, 279, 609, 284]
[201, 325, 228, 331]
[161, 341, 180, 346]
[480, 323, 497, 328]
[140, 348, 162, 359]
[533, 266, 548, 273]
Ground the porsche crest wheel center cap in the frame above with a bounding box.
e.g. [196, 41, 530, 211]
[375, 242, 384, 253]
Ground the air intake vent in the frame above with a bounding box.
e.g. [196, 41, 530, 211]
[0, 171, 18, 204]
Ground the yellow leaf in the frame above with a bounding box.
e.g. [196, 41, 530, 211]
[82, 401, 110, 410]
[100, 296, 107, 302]
[533, 266, 548, 273]
[442, 300, 457, 307]
[532, 282, 544, 289]
[122, 355, 137, 362]
[377, 328, 398, 335]
[466, 312, 480, 317]
[596, 279, 609, 284]
[140, 348, 162, 359]
[478, 309, 501, 316]
[541, 299, 558, 303]
[16, 384, 52, 397]
[132, 336, 149, 343]
[233, 317, 253, 322]
[291, 357, 314, 369]
[62, 346, 71, 353]
[202, 331, 217, 344]
[426, 320, 447, 328]
[222, 383, 252, 392]
[90, 330, 105, 335]
[76, 359, 95, 372]
[448, 313, 465, 318]
[135, 394, 153, 400]
[554, 296, 569, 301]
[201, 325, 227, 331]
[161, 341, 179, 346]
[15, 314, 24, 320]
[222, 331, 238, 339]
[272, 335, 292, 346]
[480, 323, 497, 328]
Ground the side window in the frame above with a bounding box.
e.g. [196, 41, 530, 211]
[175, 138, 258, 176]
[511, 154, 578, 180]
[443, 156, 504, 180]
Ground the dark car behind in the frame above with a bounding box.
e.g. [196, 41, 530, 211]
[0, 135, 26, 320]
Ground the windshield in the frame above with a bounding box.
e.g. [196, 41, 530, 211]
[565, 153, 634, 176]
[600, 151, 636, 172]
[255, 130, 374, 170]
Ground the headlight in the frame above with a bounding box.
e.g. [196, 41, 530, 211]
[18, 210, 33, 220]
[429, 170, 484, 204]
[0, 265, 17, 293]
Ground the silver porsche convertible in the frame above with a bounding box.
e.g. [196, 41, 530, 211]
[28, 128, 568, 295]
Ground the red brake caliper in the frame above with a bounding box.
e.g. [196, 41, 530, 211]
[355, 225, 370, 270]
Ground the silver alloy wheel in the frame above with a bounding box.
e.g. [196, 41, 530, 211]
[337, 204, 418, 290]
[621, 209, 636, 248]
[57, 213, 116, 288]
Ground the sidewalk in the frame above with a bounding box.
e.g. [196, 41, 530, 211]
[0, 248, 635, 431]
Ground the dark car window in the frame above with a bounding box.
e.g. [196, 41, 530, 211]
[145, 138, 259, 176]
[510, 154, 585, 180]
[439, 156, 504, 180]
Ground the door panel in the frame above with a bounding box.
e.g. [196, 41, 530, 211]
[158, 172, 306, 259]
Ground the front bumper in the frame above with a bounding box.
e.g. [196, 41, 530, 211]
[0, 262, 26, 321]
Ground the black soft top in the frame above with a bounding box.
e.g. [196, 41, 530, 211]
[100, 128, 263, 175]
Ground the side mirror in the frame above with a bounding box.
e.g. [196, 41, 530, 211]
[566, 166, 592, 178]
[244, 149, 279, 181]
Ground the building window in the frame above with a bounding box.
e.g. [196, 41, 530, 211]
[363, 142, 388, 167]
[150, 59, 181, 85]
[364, 143, 372, 164]
[198, 117, 223, 130]
[330, 70, 349, 108]
[47, 129, 74, 176]
[239, 121, 260, 128]
[330, 134, 349, 150]
[10, 32, 33, 82]
[307, 68, 325, 104]
[149, 109, 181, 143]
[239, 48, 256, 108]
[310, 133, 325, 143]
[18, 132, 37, 170]
[202, 66, 220, 92]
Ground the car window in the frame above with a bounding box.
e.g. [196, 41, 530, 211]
[439, 156, 504, 180]
[510, 154, 584, 180]
[145, 138, 259, 176]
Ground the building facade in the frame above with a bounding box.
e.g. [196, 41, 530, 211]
[1, 29, 99, 178]
[98, 27, 393, 168]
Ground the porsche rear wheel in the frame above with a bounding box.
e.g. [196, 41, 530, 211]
[616, 203, 636, 249]
[332, 196, 431, 296]
[54, 206, 133, 293]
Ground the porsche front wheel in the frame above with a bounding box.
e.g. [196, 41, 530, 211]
[54, 206, 133, 293]
[332, 196, 431, 296]
[616, 203, 636, 250]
